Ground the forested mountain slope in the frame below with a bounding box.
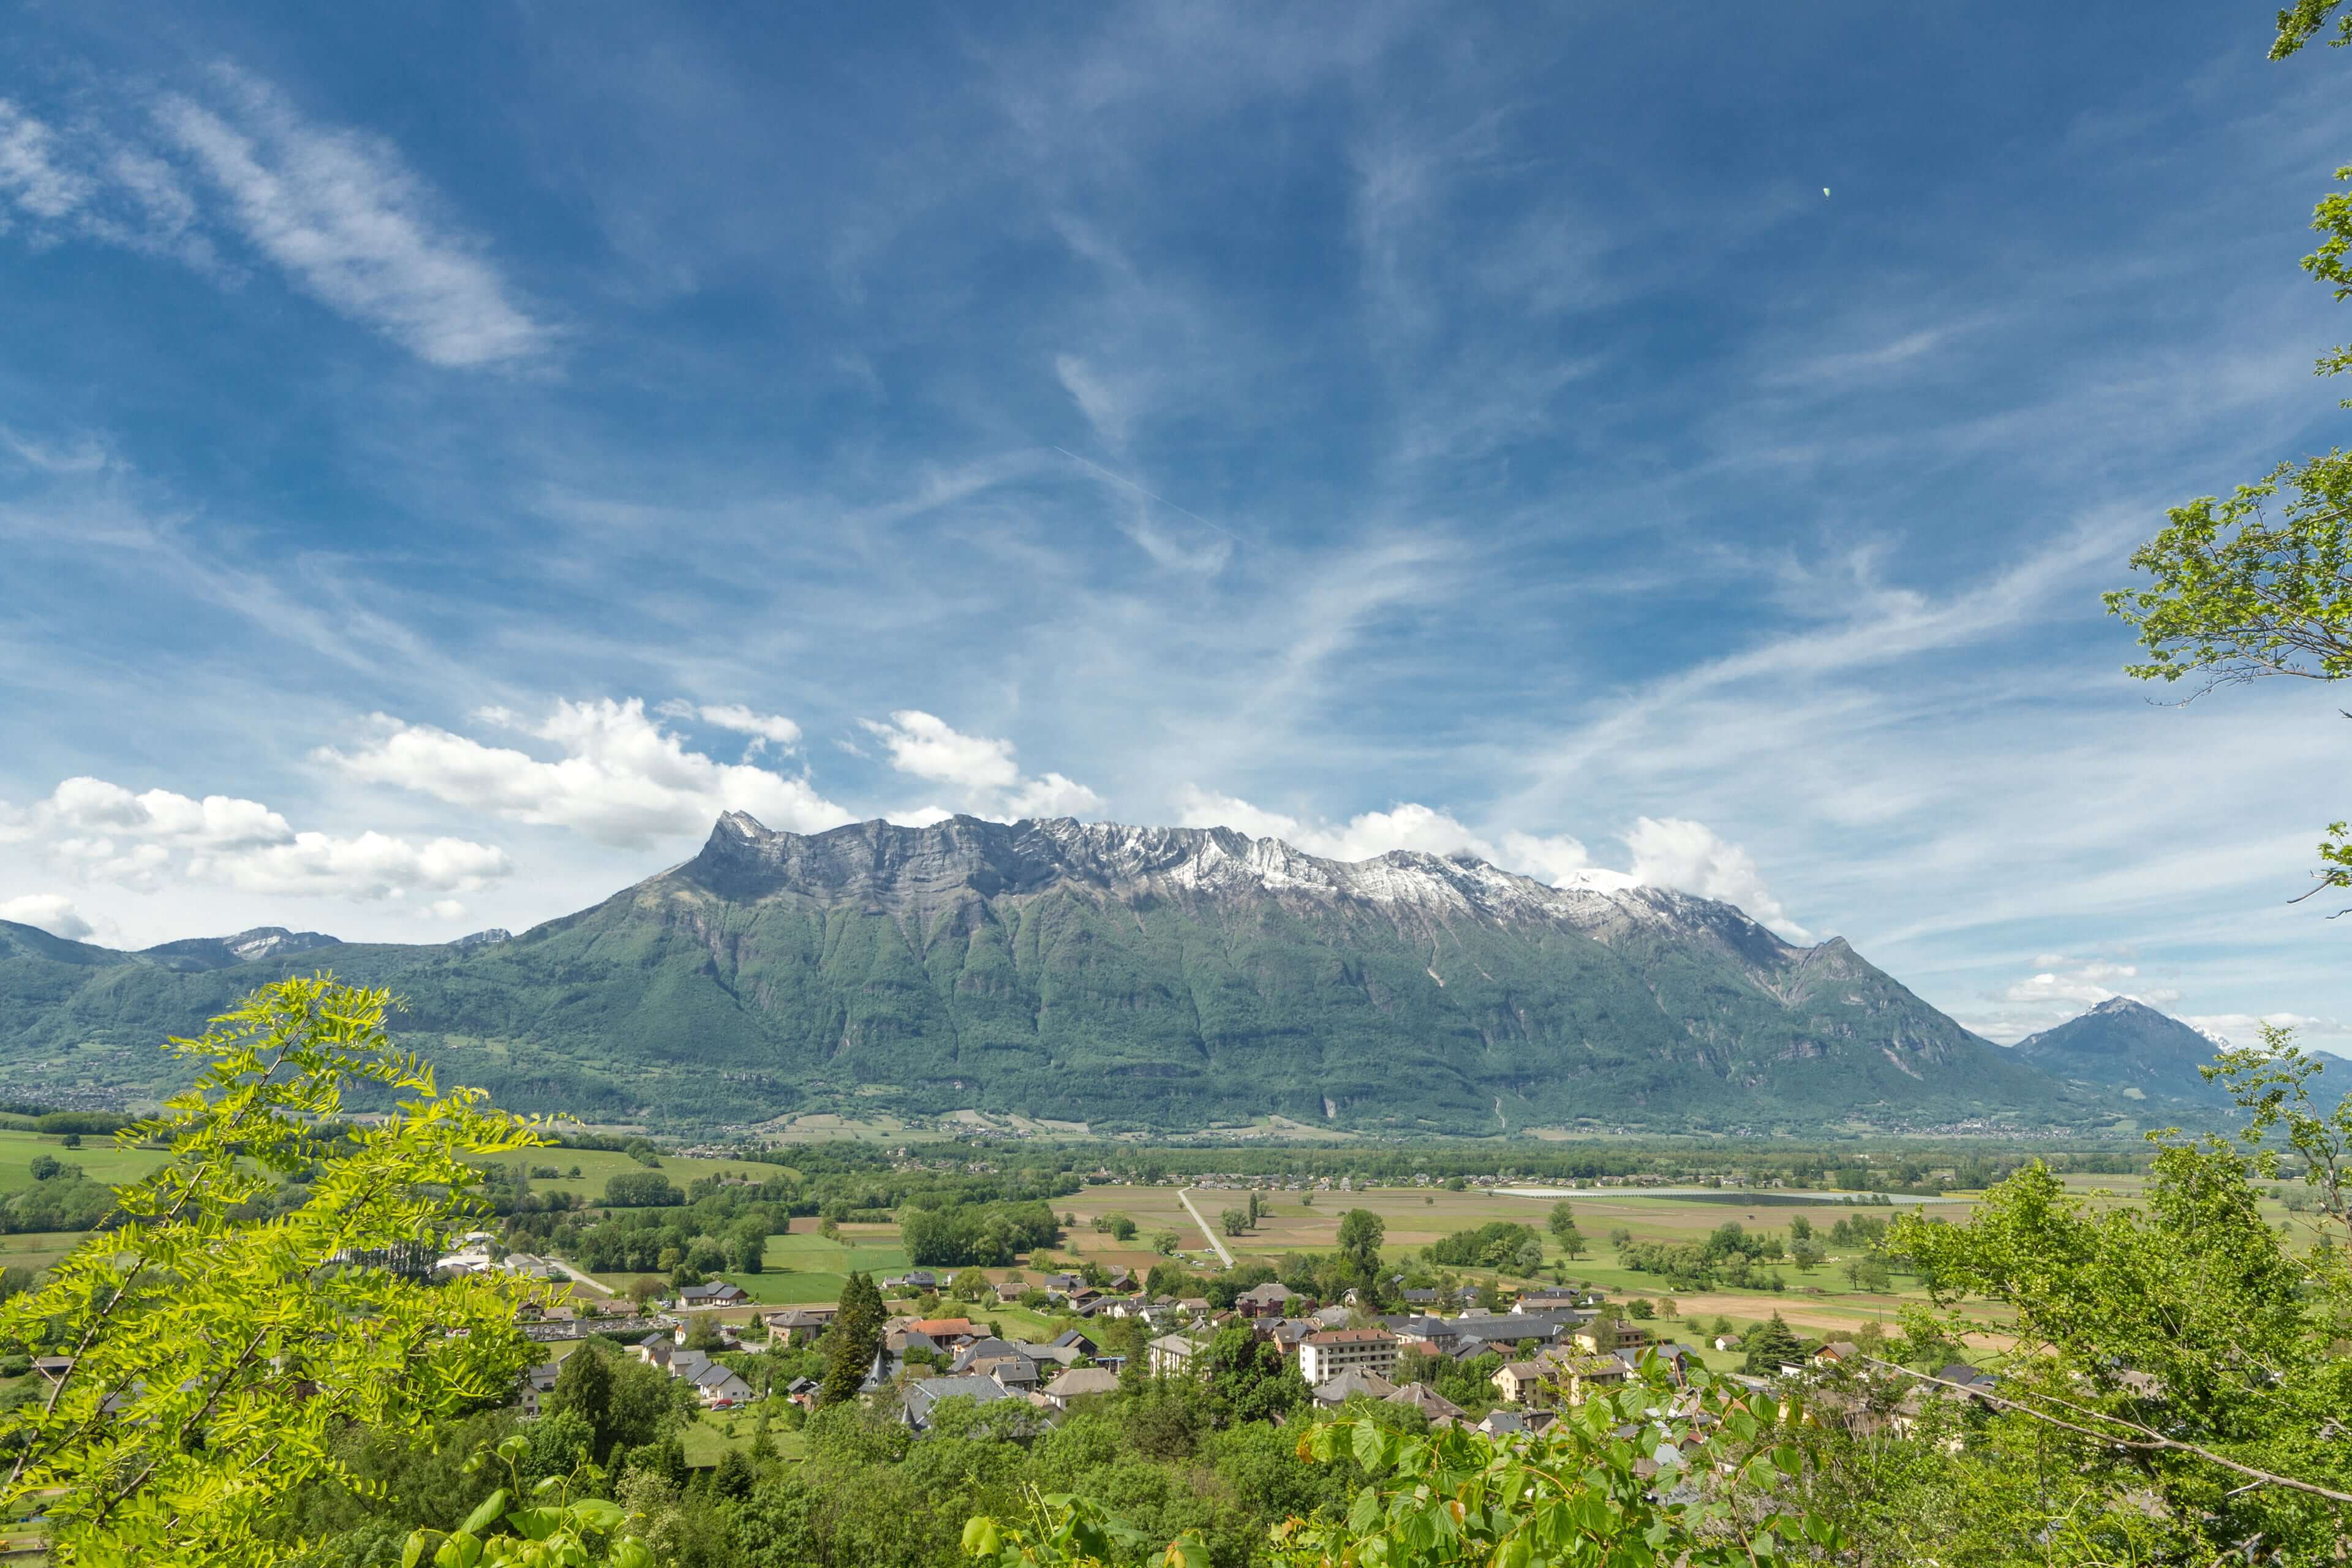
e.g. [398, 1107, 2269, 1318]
[0, 812, 2084, 1131]
[2011, 995, 2237, 1106]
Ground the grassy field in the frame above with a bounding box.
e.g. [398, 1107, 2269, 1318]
[0, 1128, 169, 1195]
[662, 1221, 911, 1306]
[1044, 1182, 1976, 1341]
[500, 1147, 794, 1204]
[0, 1230, 106, 1275]
[612, 1164, 2324, 1344]
[680, 1409, 805, 1466]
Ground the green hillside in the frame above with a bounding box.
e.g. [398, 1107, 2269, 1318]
[0, 814, 2088, 1134]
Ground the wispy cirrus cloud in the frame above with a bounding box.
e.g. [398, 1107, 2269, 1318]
[0, 65, 543, 366]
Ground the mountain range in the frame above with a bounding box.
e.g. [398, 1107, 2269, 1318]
[0, 812, 2245, 1134]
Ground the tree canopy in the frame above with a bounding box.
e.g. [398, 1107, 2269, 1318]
[0, 976, 549, 1567]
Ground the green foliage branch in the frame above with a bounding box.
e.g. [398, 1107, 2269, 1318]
[1888, 1037, 2352, 1555]
[966, 1362, 1838, 1567]
[400, 1433, 653, 1568]
[2110, 15, 2352, 903]
[0, 976, 552, 1567]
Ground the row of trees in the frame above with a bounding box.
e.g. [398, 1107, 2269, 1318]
[899, 1200, 1062, 1267]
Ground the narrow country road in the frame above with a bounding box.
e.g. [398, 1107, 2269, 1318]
[1177, 1189, 1235, 1267]
[546, 1257, 616, 1296]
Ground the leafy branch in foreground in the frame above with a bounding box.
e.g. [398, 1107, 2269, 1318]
[1888, 1035, 2352, 1561]
[2273, 0, 2352, 61]
[967, 1362, 1839, 1567]
[0, 975, 554, 1567]
[402, 1433, 653, 1568]
[2109, 12, 2352, 908]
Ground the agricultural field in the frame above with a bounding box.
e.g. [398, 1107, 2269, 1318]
[0, 1229, 106, 1275]
[641, 1159, 2328, 1342]
[680, 1409, 804, 1466]
[1052, 1180, 1973, 1341]
[679, 1221, 908, 1306]
[494, 1147, 791, 1204]
[0, 1128, 168, 1195]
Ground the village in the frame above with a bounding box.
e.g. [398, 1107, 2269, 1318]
[499, 1259, 2000, 1449]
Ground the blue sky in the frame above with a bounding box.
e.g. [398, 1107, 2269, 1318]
[2, 2, 2348, 1051]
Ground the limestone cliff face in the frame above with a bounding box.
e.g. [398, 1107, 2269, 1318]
[0, 812, 2080, 1131]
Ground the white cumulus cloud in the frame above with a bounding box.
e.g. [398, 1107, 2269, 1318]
[325, 698, 853, 848]
[1623, 816, 1811, 941]
[10, 777, 508, 900]
[0, 894, 93, 941]
[862, 710, 1106, 822]
[1177, 790, 1495, 862]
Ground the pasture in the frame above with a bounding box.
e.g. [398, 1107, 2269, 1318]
[494, 1147, 793, 1204]
[1050, 1180, 1972, 1341]
[0, 1128, 168, 1195]
[679, 1221, 909, 1305]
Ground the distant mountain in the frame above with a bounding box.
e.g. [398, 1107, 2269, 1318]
[2011, 996, 2233, 1106]
[0, 812, 2095, 1132]
[132, 927, 342, 973]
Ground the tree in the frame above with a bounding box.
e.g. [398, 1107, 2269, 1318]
[603, 1171, 683, 1207]
[1790, 1239, 1824, 1272]
[820, 1270, 884, 1406]
[27, 1155, 61, 1182]
[1844, 1256, 1893, 1293]
[1545, 1199, 1583, 1253]
[1742, 1313, 1809, 1375]
[1219, 1207, 1250, 1237]
[549, 1343, 616, 1458]
[1197, 1324, 1307, 1427]
[1335, 1208, 1385, 1286]
[2274, 0, 2352, 56]
[0, 976, 546, 1566]
[1267, 1385, 1836, 1566]
[949, 1267, 992, 1302]
[729, 1219, 767, 1273]
[1892, 1118, 2352, 1558]
[2108, 11, 2352, 905]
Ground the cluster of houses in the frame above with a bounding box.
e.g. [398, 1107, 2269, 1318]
[510, 1265, 2013, 1450]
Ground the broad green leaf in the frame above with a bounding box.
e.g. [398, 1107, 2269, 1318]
[962, 1516, 1003, 1558]
[461, 1489, 510, 1537]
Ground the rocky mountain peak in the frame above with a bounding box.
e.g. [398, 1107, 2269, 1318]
[668, 811, 1818, 966]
